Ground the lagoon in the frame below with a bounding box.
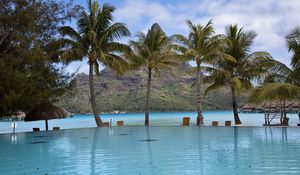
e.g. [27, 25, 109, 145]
[0, 111, 299, 134]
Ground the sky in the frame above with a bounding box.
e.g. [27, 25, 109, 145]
[66, 0, 300, 74]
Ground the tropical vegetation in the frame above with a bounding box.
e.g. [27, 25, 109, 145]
[205, 25, 273, 125]
[0, 0, 298, 126]
[0, 0, 77, 118]
[128, 23, 177, 126]
[58, 0, 130, 127]
[172, 20, 222, 125]
[250, 27, 300, 105]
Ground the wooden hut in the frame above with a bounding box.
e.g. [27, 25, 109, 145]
[241, 101, 299, 126]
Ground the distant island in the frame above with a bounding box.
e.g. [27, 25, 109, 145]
[57, 63, 249, 114]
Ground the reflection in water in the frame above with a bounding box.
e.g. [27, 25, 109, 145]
[264, 127, 272, 140]
[264, 126, 289, 144]
[109, 126, 114, 135]
[145, 127, 154, 170]
[90, 128, 98, 175]
[197, 128, 204, 174]
[282, 127, 288, 144]
[233, 126, 239, 167]
[10, 134, 17, 144]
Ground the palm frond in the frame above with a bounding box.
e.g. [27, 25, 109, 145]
[94, 61, 101, 76]
[171, 34, 191, 48]
[286, 27, 300, 69]
[101, 22, 131, 42]
[60, 48, 85, 64]
[250, 83, 300, 104]
[58, 26, 81, 41]
[129, 23, 175, 73]
[205, 81, 224, 95]
[101, 53, 129, 75]
[103, 42, 131, 54]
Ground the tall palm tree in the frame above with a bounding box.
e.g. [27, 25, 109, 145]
[172, 20, 223, 126]
[205, 25, 272, 125]
[129, 23, 176, 126]
[59, 0, 130, 127]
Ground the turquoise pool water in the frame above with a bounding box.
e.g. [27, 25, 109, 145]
[0, 111, 299, 133]
[1, 126, 300, 174]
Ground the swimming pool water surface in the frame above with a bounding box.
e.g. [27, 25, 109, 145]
[1, 126, 300, 175]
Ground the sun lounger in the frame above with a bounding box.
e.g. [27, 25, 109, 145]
[212, 121, 218, 126]
[182, 117, 190, 126]
[33, 128, 40, 131]
[225, 121, 231, 126]
[117, 121, 124, 126]
[53, 127, 60, 131]
[103, 122, 109, 126]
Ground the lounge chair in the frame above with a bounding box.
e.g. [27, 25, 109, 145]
[182, 117, 190, 126]
[53, 127, 60, 131]
[225, 121, 231, 126]
[212, 121, 218, 126]
[103, 122, 109, 126]
[33, 128, 40, 132]
[117, 121, 124, 126]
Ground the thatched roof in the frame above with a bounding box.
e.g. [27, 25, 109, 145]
[25, 103, 69, 122]
[241, 101, 300, 112]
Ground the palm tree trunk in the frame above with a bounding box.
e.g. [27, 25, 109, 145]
[145, 68, 152, 126]
[231, 86, 242, 125]
[89, 61, 103, 127]
[196, 64, 204, 126]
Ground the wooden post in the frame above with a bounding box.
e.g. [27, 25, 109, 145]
[12, 122, 16, 134]
[45, 119, 48, 131]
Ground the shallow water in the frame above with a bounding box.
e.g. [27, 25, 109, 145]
[1, 126, 300, 175]
[0, 111, 299, 133]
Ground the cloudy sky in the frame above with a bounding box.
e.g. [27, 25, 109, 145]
[68, 0, 300, 74]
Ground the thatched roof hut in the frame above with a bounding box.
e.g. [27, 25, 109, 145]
[241, 101, 299, 113]
[241, 101, 300, 126]
[25, 103, 69, 131]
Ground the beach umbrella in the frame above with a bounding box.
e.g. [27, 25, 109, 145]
[24, 103, 69, 131]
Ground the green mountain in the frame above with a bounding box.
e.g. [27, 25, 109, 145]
[57, 63, 249, 114]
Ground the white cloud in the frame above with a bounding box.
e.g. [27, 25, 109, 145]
[69, 0, 300, 73]
[114, 0, 300, 66]
[65, 61, 89, 74]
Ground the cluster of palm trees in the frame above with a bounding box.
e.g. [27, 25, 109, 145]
[59, 0, 300, 127]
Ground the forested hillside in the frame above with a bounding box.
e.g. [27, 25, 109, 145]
[57, 63, 249, 114]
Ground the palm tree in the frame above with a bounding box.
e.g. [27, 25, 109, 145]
[172, 20, 223, 126]
[249, 59, 300, 125]
[286, 27, 300, 76]
[205, 25, 272, 125]
[59, 0, 130, 127]
[250, 27, 300, 106]
[129, 23, 176, 126]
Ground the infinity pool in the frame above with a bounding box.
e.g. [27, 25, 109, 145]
[1, 111, 299, 133]
[1, 126, 300, 174]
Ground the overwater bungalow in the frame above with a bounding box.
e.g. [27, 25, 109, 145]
[241, 102, 300, 126]
[0, 111, 25, 122]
